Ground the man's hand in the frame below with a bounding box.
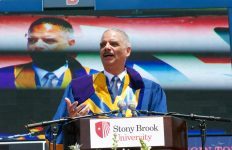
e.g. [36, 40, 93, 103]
[65, 97, 89, 118]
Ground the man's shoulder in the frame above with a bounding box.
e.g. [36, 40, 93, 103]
[67, 57, 99, 76]
[70, 72, 101, 103]
[0, 62, 33, 89]
[0, 62, 32, 71]
[142, 77, 162, 89]
[70, 71, 101, 85]
[71, 73, 93, 85]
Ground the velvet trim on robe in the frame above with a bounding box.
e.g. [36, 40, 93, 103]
[70, 67, 145, 116]
[0, 62, 97, 89]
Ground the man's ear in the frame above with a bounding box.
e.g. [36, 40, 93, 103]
[126, 47, 131, 57]
[68, 39, 75, 46]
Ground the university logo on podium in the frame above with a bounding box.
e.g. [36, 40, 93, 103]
[95, 121, 110, 138]
[66, 0, 79, 5]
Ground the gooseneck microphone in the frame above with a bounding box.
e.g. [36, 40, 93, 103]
[25, 110, 120, 129]
[128, 103, 138, 117]
[117, 100, 127, 117]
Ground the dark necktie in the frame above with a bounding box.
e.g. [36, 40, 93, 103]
[43, 73, 57, 88]
[111, 76, 120, 99]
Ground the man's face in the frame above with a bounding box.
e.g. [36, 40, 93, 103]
[27, 23, 74, 51]
[100, 30, 131, 71]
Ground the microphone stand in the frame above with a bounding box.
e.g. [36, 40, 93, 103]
[51, 124, 58, 150]
[172, 112, 232, 150]
[165, 112, 232, 150]
[25, 110, 119, 150]
[138, 110, 232, 150]
[199, 120, 206, 150]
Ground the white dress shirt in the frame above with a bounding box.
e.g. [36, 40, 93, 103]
[32, 62, 68, 87]
[104, 69, 127, 89]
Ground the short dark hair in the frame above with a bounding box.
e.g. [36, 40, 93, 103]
[28, 17, 74, 33]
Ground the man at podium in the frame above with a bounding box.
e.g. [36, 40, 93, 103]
[46, 28, 167, 146]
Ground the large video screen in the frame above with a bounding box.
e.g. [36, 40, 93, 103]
[0, 15, 231, 141]
[0, 15, 231, 89]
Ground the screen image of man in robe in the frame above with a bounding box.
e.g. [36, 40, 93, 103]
[0, 17, 97, 89]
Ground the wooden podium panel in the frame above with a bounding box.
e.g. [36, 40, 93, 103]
[63, 116, 187, 150]
[163, 117, 188, 149]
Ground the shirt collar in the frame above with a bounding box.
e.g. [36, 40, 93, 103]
[33, 62, 68, 80]
[104, 69, 127, 82]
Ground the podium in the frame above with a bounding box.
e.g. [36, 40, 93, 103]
[63, 116, 187, 150]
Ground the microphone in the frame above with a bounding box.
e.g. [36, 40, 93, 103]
[128, 102, 138, 117]
[93, 110, 120, 117]
[117, 101, 127, 117]
[25, 110, 120, 129]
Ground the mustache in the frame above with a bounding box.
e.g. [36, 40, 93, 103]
[103, 51, 114, 57]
